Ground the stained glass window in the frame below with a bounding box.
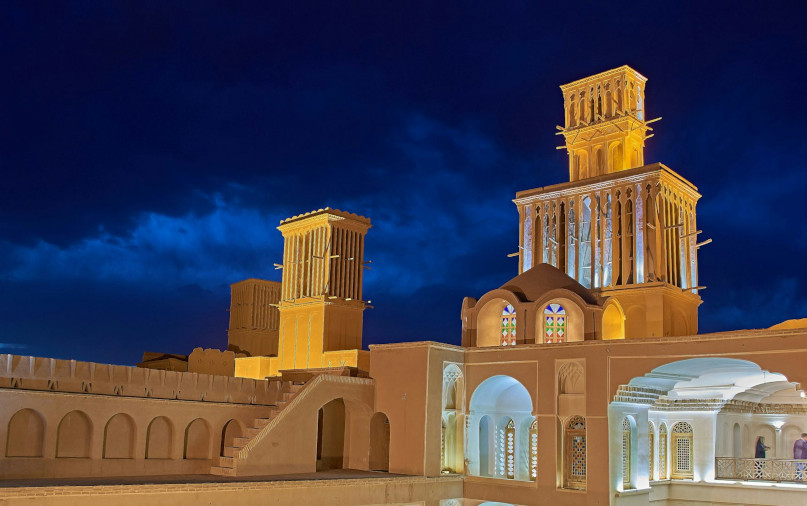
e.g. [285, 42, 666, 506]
[501, 304, 516, 346]
[529, 419, 538, 480]
[544, 303, 566, 343]
[505, 419, 515, 479]
[565, 416, 586, 489]
[622, 418, 632, 489]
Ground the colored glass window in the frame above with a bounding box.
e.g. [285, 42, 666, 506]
[501, 304, 516, 346]
[544, 303, 566, 343]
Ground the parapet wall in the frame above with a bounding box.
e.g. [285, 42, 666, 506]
[0, 354, 279, 405]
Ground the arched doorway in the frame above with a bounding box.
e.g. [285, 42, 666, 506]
[469, 375, 533, 480]
[369, 412, 390, 471]
[317, 398, 346, 471]
[220, 419, 244, 457]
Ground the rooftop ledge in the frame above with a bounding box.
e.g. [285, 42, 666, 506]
[368, 326, 807, 353]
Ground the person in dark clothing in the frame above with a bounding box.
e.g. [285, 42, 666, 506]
[754, 436, 771, 479]
[755, 436, 770, 458]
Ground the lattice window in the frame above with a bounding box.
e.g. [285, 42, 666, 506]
[501, 305, 516, 346]
[671, 422, 693, 479]
[544, 303, 567, 343]
[659, 423, 668, 479]
[565, 416, 587, 489]
[505, 419, 515, 479]
[648, 422, 655, 481]
[529, 419, 538, 481]
[622, 418, 632, 489]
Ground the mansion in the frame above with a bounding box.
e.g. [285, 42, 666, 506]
[1, 66, 806, 506]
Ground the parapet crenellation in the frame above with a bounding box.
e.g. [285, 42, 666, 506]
[0, 354, 281, 405]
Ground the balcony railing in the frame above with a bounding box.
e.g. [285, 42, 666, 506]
[715, 457, 807, 483]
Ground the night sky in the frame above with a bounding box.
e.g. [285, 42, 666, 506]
[2, 2, 806, 366]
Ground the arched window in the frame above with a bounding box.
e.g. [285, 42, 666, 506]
[501, 305, 516, 346]
[671, 422, 693, 479]
[659, 423, 668, 479]
[523, 215, 533, 271]
[579, 197, 592, 288]
[505, 419, 515, 479]
[564, 416, 586, 489]
[622, 417, 632, 489]
[544, 304, 567, 343]
[604, 193, 613, 286]
[529, 419, 538, 480]
[649, 421, 656, 481]
[567, 202, 575, 278]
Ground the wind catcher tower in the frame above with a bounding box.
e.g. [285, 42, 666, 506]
[514, 66, 702, 338]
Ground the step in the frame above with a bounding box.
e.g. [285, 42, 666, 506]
[233, 437, 251, 447]
[245, 427, 263, 438]
[223, 446, 240, 458]
[281, 392, 295, 401]
[219, 456, 234, 468]
[253, 417, 272, 428]
[210, 466, 236, 477]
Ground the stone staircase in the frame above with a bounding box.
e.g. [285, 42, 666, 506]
[211, 380, 306, 476]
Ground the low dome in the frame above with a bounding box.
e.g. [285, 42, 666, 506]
[499, 264, 600, 306]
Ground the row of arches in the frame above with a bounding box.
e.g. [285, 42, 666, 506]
[523, 182, 698, 293]
[620, 418, 694, 489]
[480, 299, 587, 347]
[314, 399, 390, 472]
[477, 297, 623, 346]
[4, 408, 243, 460]
[565, 79, 644, 128]
[462, 374, 589, 489]
[571, 141, 642, 180]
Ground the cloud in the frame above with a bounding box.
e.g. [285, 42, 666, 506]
[0, 343, 29, 350]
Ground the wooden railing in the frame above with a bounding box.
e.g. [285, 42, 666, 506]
[715, 457, 807, 483]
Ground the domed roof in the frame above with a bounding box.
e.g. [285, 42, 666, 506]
[499, 264, 601, 306]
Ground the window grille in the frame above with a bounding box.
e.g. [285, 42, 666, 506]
[671, 422, 693, 479]
[622, 418, 632, 489]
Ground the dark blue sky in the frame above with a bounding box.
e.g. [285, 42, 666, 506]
[1, 2, 805, 365]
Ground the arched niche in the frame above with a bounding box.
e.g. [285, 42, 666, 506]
[609, 142, 624, 173]
[602, 299, 626, 340]
[6, 408, 45, 457]
[536, 297, 584, 344]
[220, 419, 244, 457]
[317, 398, 346, 471]
[625, 305, 646, 338]
[369, 412, 390, 471]
[146, 416, 173, 459]
[469, 375, 534, 480]
[443, 363, 464, 410]
[103, 413, 136, 459]
[184, 418, 211, 460]
[56, 410, 92, 458]
[672, 309, 689, 337]
[477, 296, 519, 347]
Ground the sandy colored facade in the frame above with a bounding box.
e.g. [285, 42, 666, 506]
[2, 66, 806, 506]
